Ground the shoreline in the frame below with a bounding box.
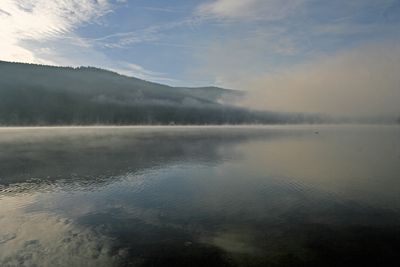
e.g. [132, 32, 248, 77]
[0, 124, 398, 130]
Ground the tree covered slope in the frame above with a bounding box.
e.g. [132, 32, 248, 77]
[0, 61, 323, 125]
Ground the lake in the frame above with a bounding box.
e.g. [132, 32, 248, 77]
[0, 125, 399, 266]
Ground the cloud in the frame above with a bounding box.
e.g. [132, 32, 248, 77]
[138, 6, 187, 13]
[0, 0, 112, 63]
[92, 17, 203, 49]
[0, 0, 174, 83]
[239, 42, 400, 117]
[20, 36, 173, 84]
[192, 26, 302, 87]
[197, 0, 306, 20]
[112, 62, 181, 85]
[193, 0, 400, 117]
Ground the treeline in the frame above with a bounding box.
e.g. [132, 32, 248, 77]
[0, 60, 325, 125]
[0, 99, 325, 125]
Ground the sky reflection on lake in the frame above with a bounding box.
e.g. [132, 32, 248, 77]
[0, 126, 399, 266]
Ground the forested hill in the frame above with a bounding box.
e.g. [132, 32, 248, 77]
[0, 61, 324, 125]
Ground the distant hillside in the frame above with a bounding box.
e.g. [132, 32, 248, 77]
[0, 61, 323, 125]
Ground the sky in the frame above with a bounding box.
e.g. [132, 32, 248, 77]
[1, 0, 400, 116]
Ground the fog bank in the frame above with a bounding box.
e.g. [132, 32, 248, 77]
[239, 42, 400, 117]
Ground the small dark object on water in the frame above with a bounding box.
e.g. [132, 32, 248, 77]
[314, 131, 319, 134]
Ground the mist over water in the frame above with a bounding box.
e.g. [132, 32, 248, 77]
[235, 43, 400, 119]
[1, 126, 400, 266]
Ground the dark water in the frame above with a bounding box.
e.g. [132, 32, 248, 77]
[0, 126, 399, 267]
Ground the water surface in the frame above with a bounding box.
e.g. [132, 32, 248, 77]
[0, 126, 399, 266]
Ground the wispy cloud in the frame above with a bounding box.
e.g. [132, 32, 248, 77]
[91, 17, 203, 49]
[138, 6, 187, 13]
[0, 0, 175, 82]
[1, 0, 399, 91]
[197, 0, 306, 21]
[0, 0, 112, 63]
[194, 0, 400, 83]
[112, 62, 181, 85]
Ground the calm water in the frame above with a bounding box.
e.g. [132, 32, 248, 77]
[0, 126, 399, 267]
